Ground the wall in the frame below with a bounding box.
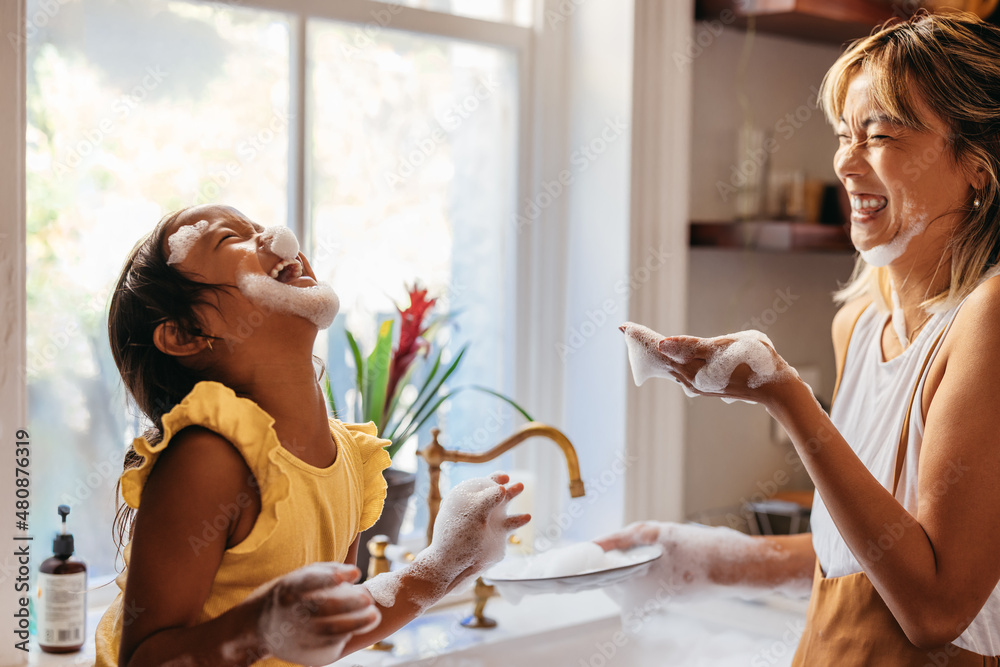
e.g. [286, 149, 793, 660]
[684, 26, 856, 517]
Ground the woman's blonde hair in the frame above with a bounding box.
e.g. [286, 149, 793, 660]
[820, 11, 1000, 311]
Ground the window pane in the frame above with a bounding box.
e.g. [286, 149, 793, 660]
[308, 20, 519, 540]
[26, 0, 290, 579]
[370, 0, 534, 26]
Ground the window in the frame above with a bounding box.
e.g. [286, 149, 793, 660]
[26, 0, 530, 581]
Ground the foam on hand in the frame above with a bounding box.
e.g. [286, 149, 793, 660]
[620, 323, 699, 398]
[261, 226, 300, 261]
[606, 523, 812, 620]
[622, 322, 795, 401]
[859, 200, 930, 267]
[236, 271, 340, 329]
[250, 563, 379, 666]
[366, 474, 523, 613]
[166, 219, 209, 266]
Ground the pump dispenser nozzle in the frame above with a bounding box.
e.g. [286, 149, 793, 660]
[53, 504, 74, 558]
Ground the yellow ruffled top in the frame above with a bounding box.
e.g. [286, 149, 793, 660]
[94, 381, 391, 667]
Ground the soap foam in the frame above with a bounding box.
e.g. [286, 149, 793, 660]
[890, 289, 910, 348]
[251, 562, 379, 666]
[366, 474, 523, 612]
[606, 523, 811, 618]
[261, 226, 300, 261]
[236, 270, 340, 329]
[166, 219, 209, 265]
[859, 200, 930, 267]
[620, 322, 700, 398]
[622, 322, 795, 401]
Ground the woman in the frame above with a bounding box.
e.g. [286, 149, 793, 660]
[601, 11, 1000, 663]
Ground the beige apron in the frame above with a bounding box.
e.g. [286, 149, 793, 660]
[792, 317, 998, 665]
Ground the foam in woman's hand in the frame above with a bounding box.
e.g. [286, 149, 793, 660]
[166, 219, 209, 266]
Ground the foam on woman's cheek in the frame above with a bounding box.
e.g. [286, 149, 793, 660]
[859, 200, 930, 267]
[166, 220, 209, 265]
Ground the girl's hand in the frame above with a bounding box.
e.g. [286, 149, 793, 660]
[656, 332, 798, 407]
[251, 562, 380, 665]
[430, 472, 531, 587]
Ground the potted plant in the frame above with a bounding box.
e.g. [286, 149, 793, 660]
[325, 283, 532, 577]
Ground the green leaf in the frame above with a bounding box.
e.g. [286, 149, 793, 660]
[364, 319, 394, 430]
[391, 346, 467, 449]
[467, 385, 535, 422]
[383, 357, 421, 433]
[323, 374, 338, 417]
[382, 346, 445, 443]
[345, 330, 365, 423]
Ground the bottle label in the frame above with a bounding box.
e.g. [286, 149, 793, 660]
[37, 572, 87, 647]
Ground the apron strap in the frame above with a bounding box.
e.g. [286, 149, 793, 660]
[891, 326, 949, 497]
[831, 301, 872, 408]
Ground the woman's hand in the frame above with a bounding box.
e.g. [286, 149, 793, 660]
[656, 332, 799, 407]
[249, 562, 380, 665]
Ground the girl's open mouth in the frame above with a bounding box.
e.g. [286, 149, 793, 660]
[269, 259, 304, 284]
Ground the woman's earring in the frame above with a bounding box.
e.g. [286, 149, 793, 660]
[974, 194, 982, 209]
[206, 338, 214, 351]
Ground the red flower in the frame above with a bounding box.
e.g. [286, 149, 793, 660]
[385, 283, 436, 412]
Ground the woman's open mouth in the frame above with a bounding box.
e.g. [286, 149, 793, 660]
[850, 194, 888, 219]
[269, 258, 304, 284]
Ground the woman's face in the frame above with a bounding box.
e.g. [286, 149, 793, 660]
[834, 74, 975, 266]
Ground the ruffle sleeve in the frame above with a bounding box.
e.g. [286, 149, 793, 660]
[119, 381, 291, 553]
[338, 421, 392, 532]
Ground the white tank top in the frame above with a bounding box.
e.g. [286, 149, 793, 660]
[811, 300, 1000, 654]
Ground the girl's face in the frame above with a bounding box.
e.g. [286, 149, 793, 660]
[834, 74, 975, 266]
[163, 204, 333, 345]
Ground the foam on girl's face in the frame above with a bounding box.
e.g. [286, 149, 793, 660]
[261, 226, 299, 261]
[859, 200, 930, 267]
[166, 219, 209, 265]
[236, 270, 340, 329]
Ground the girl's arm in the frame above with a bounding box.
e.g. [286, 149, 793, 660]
[342, 473, 530, 653]
[660, 282, 1000, 648]
[119, 427, 377, 666]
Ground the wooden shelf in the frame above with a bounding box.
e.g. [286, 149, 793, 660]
[696, 0, 900, 44]
[690, 220, 854, 253]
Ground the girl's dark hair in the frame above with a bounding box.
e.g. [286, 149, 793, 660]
[108, 208, 226, 557]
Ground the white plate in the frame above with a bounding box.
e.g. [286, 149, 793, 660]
[482, 545, 663, 601]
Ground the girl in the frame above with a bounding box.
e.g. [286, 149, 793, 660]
[96, 204, 529, 666]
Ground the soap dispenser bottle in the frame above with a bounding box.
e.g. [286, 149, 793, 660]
[38, 505, 87, 653]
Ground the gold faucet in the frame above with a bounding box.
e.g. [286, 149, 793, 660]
[417, 422, 586, 546]
[417, 422, 586, 629]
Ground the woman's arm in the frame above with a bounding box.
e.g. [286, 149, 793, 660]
[595, 522, 815, 597]
[662, 285, 1000, 648]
